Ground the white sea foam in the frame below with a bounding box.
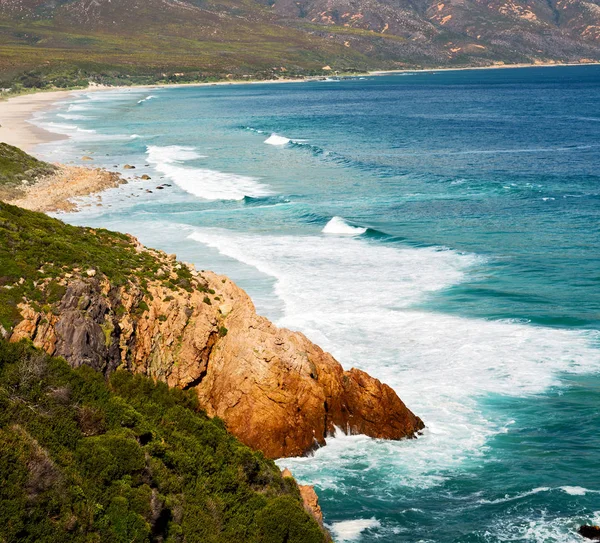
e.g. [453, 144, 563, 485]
[35, 120, 138, 143]
[146, 145, 272, 201]
[489, 514, 585, 543]
[322, 217, 367, 236]
[329, 518, 381, 542]
[186, 228, 600, 491]
[478, 485, 599, 504]
[479, 487, 551, 504]
[560, 486, 599, 495]
[67, 103, 91, 112]
[264, 134, 291, 145]
[138, 95, 157, 104]
[57, 113, 93, 121]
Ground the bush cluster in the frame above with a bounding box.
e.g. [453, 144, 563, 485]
[0, 202, 195, 331]
[0, 340, 326, 543]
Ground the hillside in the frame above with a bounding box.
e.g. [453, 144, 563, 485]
[1, 0, 600, 88]
[0, 339, 327, 543]
[0, 142, 55, 200]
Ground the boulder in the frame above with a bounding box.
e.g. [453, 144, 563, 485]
[579, 526, 600, 540]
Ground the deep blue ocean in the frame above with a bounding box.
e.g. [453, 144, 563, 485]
[35, 66, 600, 542]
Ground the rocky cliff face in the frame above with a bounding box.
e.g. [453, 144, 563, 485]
[9, 241, 423, 458]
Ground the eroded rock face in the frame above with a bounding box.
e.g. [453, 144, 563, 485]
[10, 252, 423, 458]
[281, 468, 325, 527]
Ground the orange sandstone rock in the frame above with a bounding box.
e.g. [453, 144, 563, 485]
[11, 251, 423, 458]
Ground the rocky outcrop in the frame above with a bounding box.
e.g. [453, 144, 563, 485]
[299, 486, 323, 525]
[10, 246, 423, 458]
[282, 468, 324, 527]
[579, 525, 600, 540]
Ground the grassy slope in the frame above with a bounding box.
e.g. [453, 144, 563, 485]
[0, 143, 56, 200]
[0, 339, 325, 543]
[0, 0, 372, 89]
[2, 0, 600, 90]
[0, 200, 199, 332]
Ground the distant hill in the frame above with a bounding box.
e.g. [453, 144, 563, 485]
[1, 0, 600, 87]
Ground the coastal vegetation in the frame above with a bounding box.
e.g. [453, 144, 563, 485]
[0, 200, 194, 333]
[0, 338, 326, 543]
[0, 143, 55, 200]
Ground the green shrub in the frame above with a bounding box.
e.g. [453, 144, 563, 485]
[0, 340, 326, 543]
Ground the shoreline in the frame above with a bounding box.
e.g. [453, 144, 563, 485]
[368, 60, 600, 75]
[1, 60, 599, 156]
[5, 165, 127, 213]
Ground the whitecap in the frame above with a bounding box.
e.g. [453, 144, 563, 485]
[479, 487, 550, 505]
[264, 134, 291, 145]
[57, 113, 92, 121]
[329, 518, 380, 542]
[322, 217, 367, 236]
[67, 103, 90, 112]
[146, 145, 272, 201]
[561, 486, 599, 495]
[138, 95, 157, 104]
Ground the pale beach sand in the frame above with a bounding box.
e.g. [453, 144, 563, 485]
[0, 90, 77, 151]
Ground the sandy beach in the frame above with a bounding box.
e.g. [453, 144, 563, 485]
[0, 80, 309, 153]
[0, 90, 80, 152]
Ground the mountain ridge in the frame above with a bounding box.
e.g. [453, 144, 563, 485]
[1, 0, 600, 88]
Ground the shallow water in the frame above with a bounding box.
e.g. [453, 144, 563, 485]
[35, 66, 600, 542]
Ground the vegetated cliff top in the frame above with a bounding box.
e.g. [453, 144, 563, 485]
[0, 150, 326, 542]
[0, 142, 56, 200]
[1, 0, 600, 88]
[0, 339, 327, 543]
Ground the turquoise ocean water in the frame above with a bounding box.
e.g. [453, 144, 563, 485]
[34, 66, 600, 542]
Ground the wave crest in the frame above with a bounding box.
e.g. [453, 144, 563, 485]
[329, 518, 381, 542]
[264, 134, 291, 145]
[146, 145, 273, 201]
[322, 217, 367, 236]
